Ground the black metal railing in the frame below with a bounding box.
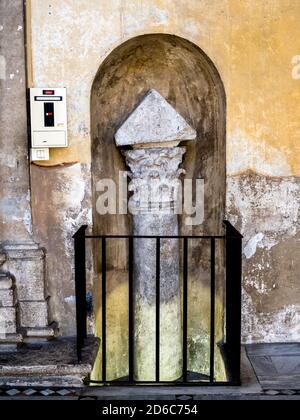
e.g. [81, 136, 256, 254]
[73, 221, 242, 386]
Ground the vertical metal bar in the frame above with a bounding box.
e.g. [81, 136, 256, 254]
[73, 226, 88, 363]
[156, 237, 161, 383]
[224, 221, 243, 385]
[102, 237, 107, 383]
[82, 241, 87, 341]
[128, 237, 134, 383]
[210, 238, 216, 383]
[74, 235, 82, 362]
[183, 237, 188, 383]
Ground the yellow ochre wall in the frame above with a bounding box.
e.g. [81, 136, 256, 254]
[27, 0, 300, 344]
[28, 0, 300, 174]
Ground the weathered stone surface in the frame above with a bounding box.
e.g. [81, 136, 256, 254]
[0, 334, 23, 345]
[1, 244, 55, 343]
[0, 333, 23, 353]
[22, 325, 57, 339]
[0, 0, 33, 242]
[115, 90, 197, 148]
[0, 272, 19, 352]
[0, 253, 6, 267]
[0, 307, 17, 334]
[19, 301, 48, 329]
[0, 274, 13, 290]
[3, 242, 41, 256]
[0, 337, 100, 388]
[21, 322, 58, 343]
[0, 0, 90, 348]
[227, 172, 300, 343]
[121, 143, 193, 379]
[3, 245, 46, 301]
[0, 376, 84, 389]
[124, 147, 186, 215]
[0, 289, 15, 308]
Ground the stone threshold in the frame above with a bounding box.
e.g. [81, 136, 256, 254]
[0, 336, 99, 388]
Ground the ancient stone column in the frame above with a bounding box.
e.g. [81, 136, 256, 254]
[115, 90, 196, 381]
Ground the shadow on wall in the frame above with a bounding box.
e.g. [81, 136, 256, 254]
[90, 34, 227, 382]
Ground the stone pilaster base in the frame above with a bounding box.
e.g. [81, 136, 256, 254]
[0, 273, 22, 352]
[0, 243, 57, 344]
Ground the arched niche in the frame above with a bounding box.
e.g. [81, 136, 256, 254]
[91, 34, 226, 381]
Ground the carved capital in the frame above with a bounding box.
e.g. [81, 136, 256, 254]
[123, 147, 185, 214]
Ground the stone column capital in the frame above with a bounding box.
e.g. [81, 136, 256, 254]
[123, 147, 186, 179]
[123, 147, 186, 215]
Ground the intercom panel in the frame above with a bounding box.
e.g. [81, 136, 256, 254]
[30, 88, 68, 148]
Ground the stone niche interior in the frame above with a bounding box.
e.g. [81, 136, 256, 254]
[91, 34, 226, 382]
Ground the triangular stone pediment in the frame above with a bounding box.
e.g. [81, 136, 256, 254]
[115, 90, 197, 148]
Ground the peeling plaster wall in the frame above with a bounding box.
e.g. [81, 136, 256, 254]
[28, 0, 300, 342]
[227, 173, 300, 343]
[31, 163, 92, 335]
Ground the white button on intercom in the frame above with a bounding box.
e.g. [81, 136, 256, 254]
[30, 88, 68, 149]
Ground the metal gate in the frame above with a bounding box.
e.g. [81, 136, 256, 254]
[73, 221, 242, 386]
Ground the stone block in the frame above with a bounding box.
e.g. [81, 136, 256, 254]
[0, 333, 23, 353]
[115, 90, 197, 148]
[7, 259, 45, 301]
[0, 289, 15, 307]
[0, 253, 6, 267]
[21, 322, 58, 343]
[0, 334, 23, 345]
[0, 331, 22, 352]
[19, 301, 48, 328]
[0, 274, 13, 290]
[0, 307, 17, 334]
[3, 244, 46, 301]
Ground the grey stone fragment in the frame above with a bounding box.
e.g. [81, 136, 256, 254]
[0, 274, 13, 290]
[0, 253, 6, 267]
[3, 245, 46, 301]
[115, 90, 197, 148]
[19, 301, 48, 328]
[0, 334, 23, 346]
[0, 289, 15, 307]
[0, 307, 17, 334]
[3, 242, 41, 254]
[1, 244, 56, 344]
[21, 323, 58, 342]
